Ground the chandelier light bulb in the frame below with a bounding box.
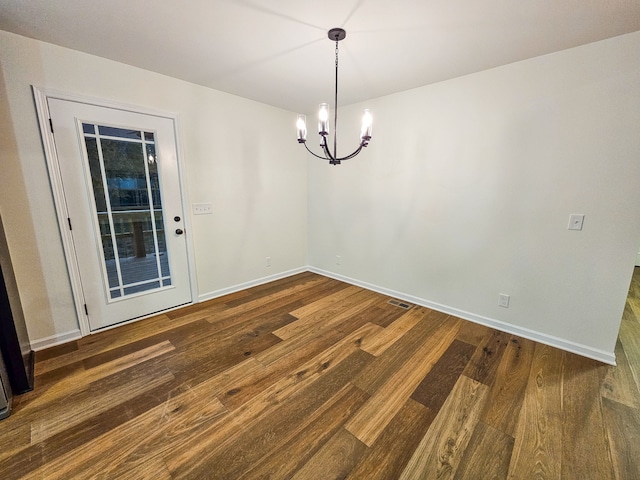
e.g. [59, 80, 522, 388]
[360, 109, 372, 144]
[296, 114, 307, 143]
[318, 103, 329, 136]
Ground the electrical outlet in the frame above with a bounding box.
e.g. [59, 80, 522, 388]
[568, 214, 585, 231]
[336, 255, 341, 265]
[266, 256, 271, 267]
[193, 203, 212, 215]
[498, 293, 510, 308]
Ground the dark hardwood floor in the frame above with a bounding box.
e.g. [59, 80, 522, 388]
[1, 269, 639, 479]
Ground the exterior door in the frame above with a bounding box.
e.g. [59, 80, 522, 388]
[47, 98, 191, 331]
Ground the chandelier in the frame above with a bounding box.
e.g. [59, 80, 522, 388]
[296, 28, 372, 165]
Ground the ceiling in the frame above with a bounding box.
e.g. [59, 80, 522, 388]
[1, 0, 639, 113]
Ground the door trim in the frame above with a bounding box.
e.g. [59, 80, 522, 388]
[32, 87, 197, 336]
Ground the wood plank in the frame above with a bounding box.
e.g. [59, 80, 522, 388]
[171, 382, 367, 480]
[21, 384, 229, 479]
[164, 350, 373, 478]
[291, 428, 367, 480]
[0, 421, 31, 464]
[287, 284, 364, 321]
[274, 287, 376, 340]
[453, 421, 514, 480]
[455, 320, 491, 347]
[0, 377, 194, 477]
[602, 397, 640, 480]
[398, 375, 490, 480]
[507, 343, 563, 480]
[619, 314, 640, 398]
[222, 322, 381, 411]
[346, 399, 436, 480]
[181, 277, 335, 336]
[360, 306, 425, 356]
[244, 385, 370, 479]
[352, 309, 451, 395]
[411, 339, 476, 412]
[204, 276, 341, 332]
[222, 271, 321, 307]
[462, 329, 510, 386]
[35, 314, 184, 375]
[480, 335, 536, 436]
[256, 295, 380, 366]
[561, 351, 615, 480]
[34, 340, 79, 362]
[31, 367, 175, 443]
[369, 301, 415, 328]
[24, 341, 174, 411]
[602, 339, 640, 408]
[345, 317, 460, 446]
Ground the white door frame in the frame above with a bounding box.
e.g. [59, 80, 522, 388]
[33, 87, 198, 336]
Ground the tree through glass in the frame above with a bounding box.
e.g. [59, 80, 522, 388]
[82, 123, 171, 300]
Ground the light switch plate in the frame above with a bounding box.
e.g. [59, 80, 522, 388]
[568, 214, 585, 231]
[193, 203, 212, 215]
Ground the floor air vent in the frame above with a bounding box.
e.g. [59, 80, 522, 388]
[388, 299, 413, 309]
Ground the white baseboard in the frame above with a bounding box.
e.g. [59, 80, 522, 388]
[30, 329, 82, 351]
[31, 266, 616, 365]
[198, 267, 308, 303]
[308, 266, 617, 365]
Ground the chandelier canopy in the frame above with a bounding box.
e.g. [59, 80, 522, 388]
[296, 28, 372, 165]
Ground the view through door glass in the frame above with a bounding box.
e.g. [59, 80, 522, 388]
[82, 123, 172, 300]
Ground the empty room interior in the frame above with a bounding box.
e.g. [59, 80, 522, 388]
[0, 1, 640, 478]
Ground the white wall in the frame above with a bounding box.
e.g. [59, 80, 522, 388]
[2, 28, 639, 363]
[308, 32, 640, 363]
[0, 31, 307, 345]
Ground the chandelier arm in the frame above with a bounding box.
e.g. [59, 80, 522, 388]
[336, 145, 364, 161]
[303, 141, 333, 160]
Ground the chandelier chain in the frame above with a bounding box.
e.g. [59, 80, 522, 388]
[333, 37, 340, 160]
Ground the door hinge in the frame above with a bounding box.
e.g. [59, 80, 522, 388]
[67, 217, 72, 230]
[49, 118, 54, 133]
[84, 304, 88, 316]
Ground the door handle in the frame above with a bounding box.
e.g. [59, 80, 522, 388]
[175, 228, 184, 235]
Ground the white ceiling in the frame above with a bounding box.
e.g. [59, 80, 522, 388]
[1, 0, 639, 113]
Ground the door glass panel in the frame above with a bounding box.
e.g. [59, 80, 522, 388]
[83, 122, 171, 300]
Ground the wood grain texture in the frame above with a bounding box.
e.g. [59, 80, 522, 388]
[454, 421, 514, 480]
[411, 339, 476, 412]
[243, 384, 369, 480]
[2, 269, 639, 480]
[507, 343, 563, 479]
[345, 315, 460, 446]
[480, 335, 536, 436]
[351, 309, 450, 395]
[602, 339, 640, 408]
[462, 329, 510, 386]
[291, 428, 367, 480]
[346, 398, 437, 480]
[360, 306, 425, 356]
[399, 375, 490, 480]
[602, 397, 640, 480]
[561, 352, 614, 480]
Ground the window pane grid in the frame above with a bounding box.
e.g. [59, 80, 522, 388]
[82, 122, 171, 301]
